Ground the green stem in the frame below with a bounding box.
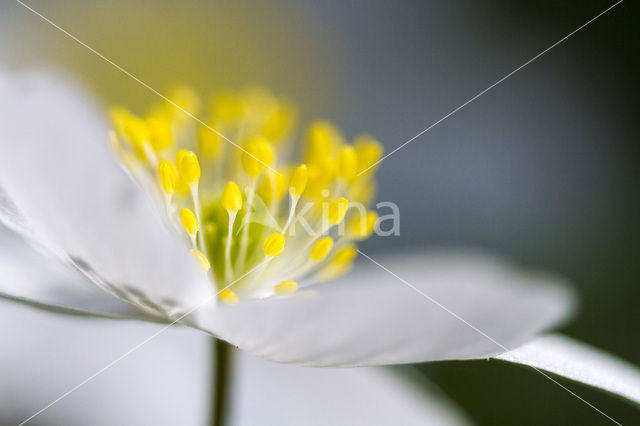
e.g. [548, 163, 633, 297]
[210, 338, 233, 426]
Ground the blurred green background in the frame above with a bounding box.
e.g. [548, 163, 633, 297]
[1, 0, 638, 424]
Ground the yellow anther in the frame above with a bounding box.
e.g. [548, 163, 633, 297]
[289, 164, 308, 197]
[219, 289, 239, 306]
[263, 233, 285, 257]
[221, 181, 243, 212]
[274, 280, 298, 295]
[198, 125, 224, 159]
[146, 117, 173, 152]
[241, 136, 275, 177]
[346, 211, 378, 239]
[355, 135, 383, 175]
[305, 121, 343, 164]
[337, 145, 358, 181]
[320, 244, 358, 280]
[258, 170, 287, 203]
[190, 249, 211, 271]
[180, 208, 199, 235]
[177, 150, 200, 185]
[213, 92, 245, 122]
[167, 85, 201, 117]
[310, 237, 334, 261]
[333, 244, 358, 265]
[305, 159, 336, 199]
[123, 115, 150, 148]
[158, 160, 177, 195]
[327, 197, 349, 225]
[261, 100, 297, 141]
[109, 107, 132, 136]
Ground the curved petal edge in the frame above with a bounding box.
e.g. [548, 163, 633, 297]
[496, 334, 640, 405]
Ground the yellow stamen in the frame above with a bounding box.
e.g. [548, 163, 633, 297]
[309, 237, 333, 262]
[305, 121, 343, 164]
[289, 164, 308, 198]
[274, 280, 298, 295]
[177, 150, 201, 185]
[158, 160, 177, 195]
[146, 117, 173, 152]
[198, 125, 224, 159]
[310, 237, 334, 261]
[346, 211, 378, 239]
[327, 197, 349, 225]
[123, 115, 150, 149]
[109, 107, 131, 136]
[221, 181, 243, 212]
[219, 289, 239, 306]
[333, 244, 358, 266]
[213, 92, 245, 122]
[263, 233, 285, 257]
[337, 145, 357, 181]
[258, 169, 287, 203]
[190, 249, 211, 271]
[241, 136, 275, 177]
[167, 85, 201, 118]
[355, 135, 383, 175]
[180, 208, 199, 235]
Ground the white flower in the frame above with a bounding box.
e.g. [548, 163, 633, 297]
[0, 69, 638, 409]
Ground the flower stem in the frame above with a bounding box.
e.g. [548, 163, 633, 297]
[210, 338, 233, 426]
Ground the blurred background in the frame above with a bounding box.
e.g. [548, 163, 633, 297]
[0, 0, 638, 424]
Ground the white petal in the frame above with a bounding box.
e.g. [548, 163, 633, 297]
[496, 334, 640, 405]
[189, 250, 575, 366]
[0, 301, 470, 426]
[0, 225, 153, 320]
[232, 355, 471, 426]
[0, 68, 211, 315]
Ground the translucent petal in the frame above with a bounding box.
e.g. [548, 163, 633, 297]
[497, 334, 640, 405]
[189, 250, 575, 366]
[0, 225, 155, 320]
[0, 302, 471, 425]
[0, 69, 211, 316]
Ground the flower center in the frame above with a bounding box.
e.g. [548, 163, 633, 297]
[108, 86, 382, 304]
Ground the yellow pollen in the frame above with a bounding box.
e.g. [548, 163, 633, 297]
[310, 237, 334, 261]
[123, 115, 150, 148]
[289, 164, 308, 197]
[263, 233, 285, 257]
[221, 181, 243, 212]
[213, 92, 246, 122]
[274, 280, 298, 295]
[305, 121, 343, 164]
[198, 125, 224, 159]
[258, 170, 287, 203]
[177, 150, 200, 185]
[355, 136, 383, 175]
[158, 160, 177, 195]
[180, 208, 199, 235]
[241, 136, 275, 177]
[346, 211, 378, 239]
[146, 117, 173, 152]
[327, 197, 349, 225]
[219, 289, 239, 306]
[333, 244, 358, 266]
[167, 85, 201, 118]
[190, 249, 211, 271]
[337, 145, 358, 181]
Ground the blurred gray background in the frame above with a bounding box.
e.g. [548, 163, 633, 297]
[1, 0, 638, 424]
